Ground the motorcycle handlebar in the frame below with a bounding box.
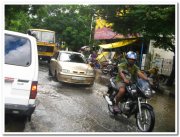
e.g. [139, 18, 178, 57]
[124, 81, 134, 86]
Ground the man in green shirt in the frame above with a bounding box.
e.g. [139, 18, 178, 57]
[113, 51, 148, 112]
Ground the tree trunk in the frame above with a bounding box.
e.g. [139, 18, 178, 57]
[166, 55, 175, 86]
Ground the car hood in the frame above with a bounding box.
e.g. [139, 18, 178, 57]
[59, 61, 93, 71]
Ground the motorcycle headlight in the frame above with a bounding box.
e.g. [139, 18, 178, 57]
[144, 89, 152, 98]
[131, 89, 137, 96]
[87, 70, 94, 76]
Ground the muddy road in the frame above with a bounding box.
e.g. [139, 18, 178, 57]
[5, 62, 175, 132]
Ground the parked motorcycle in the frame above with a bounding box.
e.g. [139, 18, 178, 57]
[101, 60, 118, 77]
[141, 67, 165, 90]
[109, 62, 118, 77]
[104, 71, 155, 132]
[101, 60, 113, 74]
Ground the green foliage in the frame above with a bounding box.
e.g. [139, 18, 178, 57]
[5, 5, 175, 52]
[29, 5, 95, 51]
[5, 5, 96, 51]
[97, 5, 175, 52]
[5, 5, 32, 33]
[96, 5, 176, 86]
[7, 11, 32, 33]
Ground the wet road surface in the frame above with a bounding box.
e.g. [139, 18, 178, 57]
[5, 62, 175, 132]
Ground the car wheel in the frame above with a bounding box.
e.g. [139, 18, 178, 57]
[47, 59, 50, 64]
[48, 68, 52, 76]
[21, 115, 31, 122]
[27, 115, 32, 122]
[54, 71, 59, 82]
[89, 83, 94, 87]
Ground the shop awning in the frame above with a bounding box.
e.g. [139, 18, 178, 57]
[99, 39, 137, 49]
[96, 52, 109, 61]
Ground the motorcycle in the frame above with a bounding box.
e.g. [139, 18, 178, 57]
[109, 62, 118, 77]
[141, 68, 165, 90]
[101, 60, 119, 77]
[104, 71, 155, 132]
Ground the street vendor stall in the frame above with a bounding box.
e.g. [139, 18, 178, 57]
[96, 39, 138, 63]
[94, 18, 145, 68]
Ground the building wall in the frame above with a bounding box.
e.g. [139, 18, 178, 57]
[149, 40, 174, 59]
[148, 40, 174, 76]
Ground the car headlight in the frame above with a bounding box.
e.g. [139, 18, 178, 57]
[62, 69, 70, 73]
[87, 70, 94, 76]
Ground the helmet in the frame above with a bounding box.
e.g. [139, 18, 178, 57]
[126, 51, 137, 60]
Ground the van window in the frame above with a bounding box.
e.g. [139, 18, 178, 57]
[5, 34, 31, 66]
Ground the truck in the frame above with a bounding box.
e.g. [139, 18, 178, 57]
[27, 29, 58, 62]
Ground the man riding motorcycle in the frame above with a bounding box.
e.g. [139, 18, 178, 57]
[113, 51, 149, 112]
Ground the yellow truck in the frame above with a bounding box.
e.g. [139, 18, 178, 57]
[27, 29, 58, 62]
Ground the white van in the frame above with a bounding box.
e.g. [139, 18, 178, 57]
[4, 30, 38, 121]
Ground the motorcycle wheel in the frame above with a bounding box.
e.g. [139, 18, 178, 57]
[136, 105, 155, 132]
[158, 75, 165, 83]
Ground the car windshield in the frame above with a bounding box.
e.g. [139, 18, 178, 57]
[59, 52, 86, 63]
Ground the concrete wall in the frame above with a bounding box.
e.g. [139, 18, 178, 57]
[149, 40, 174, 60]
[148, 40, 174, 76]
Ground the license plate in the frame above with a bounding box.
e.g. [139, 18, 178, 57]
[72, 77, 85, 80]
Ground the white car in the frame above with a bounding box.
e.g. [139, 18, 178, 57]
[4, 30, 39, 121]
[49, 51, 95, 85]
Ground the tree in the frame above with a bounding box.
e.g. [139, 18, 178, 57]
[5, 5, 32, 33]
[24, 5, 96, 51]
[97, 5, 175, 86]
[5, 5, 97, 51]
